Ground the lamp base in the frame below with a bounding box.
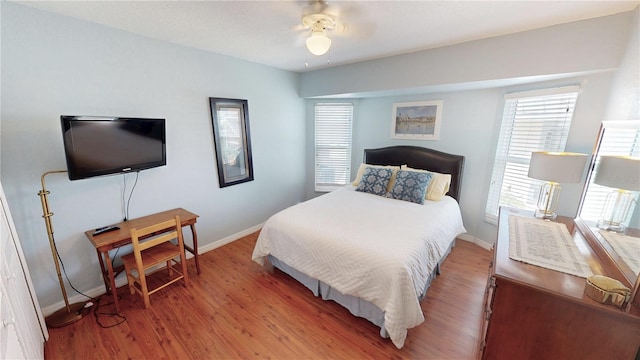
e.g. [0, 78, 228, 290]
[596, 219, 626, 233]
[45, 301, 92, 328]
[534, 209, 557, 220]
[534, 181, 561, 220]
[596, 189, 634, 233]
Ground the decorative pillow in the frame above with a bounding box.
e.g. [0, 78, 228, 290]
[401, 165, 452, 201]
[355, 167, 394, 196]
[352, 163, 400, 192]
[386, 170, 432, 204]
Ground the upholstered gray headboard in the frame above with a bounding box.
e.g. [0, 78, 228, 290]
[363, 146, 465, 201]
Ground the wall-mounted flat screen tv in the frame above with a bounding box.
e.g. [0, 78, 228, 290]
[61, 116, 166, 180]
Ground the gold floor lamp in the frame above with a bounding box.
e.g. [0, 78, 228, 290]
[37, 170, 91, 328]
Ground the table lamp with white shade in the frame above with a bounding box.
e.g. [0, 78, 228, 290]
[528, 151, 589, 219]
[594, 155, 640, 232]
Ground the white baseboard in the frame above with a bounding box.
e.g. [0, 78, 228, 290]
[41, 283, 122, 317]
[457, 233, 493, 251]
[198, 223, 263, 254]
[42, 223, 264, 316]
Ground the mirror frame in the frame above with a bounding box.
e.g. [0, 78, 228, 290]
[576, 121, 640, 311]
[209, 97, 254, 188]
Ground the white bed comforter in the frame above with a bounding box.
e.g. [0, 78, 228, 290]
[252, 186, 466, 348]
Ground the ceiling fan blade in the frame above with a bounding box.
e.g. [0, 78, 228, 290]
[292, 23, 307, 32]
[334, 2, 370, 22]
[294, 32, 308, 47]
[301, 0, 338, 19]
[332, 21, 376, 40]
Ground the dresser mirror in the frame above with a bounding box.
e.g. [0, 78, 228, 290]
[577, 121, 640, 291]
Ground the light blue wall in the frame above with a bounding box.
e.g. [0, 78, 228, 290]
[1, 3, 306, 309]
[299, 12, 632, 99]
[605, 6, 639, 120]
[302, 9, 637, 245]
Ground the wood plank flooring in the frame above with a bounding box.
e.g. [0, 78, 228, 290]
[44, 232, 491, 359]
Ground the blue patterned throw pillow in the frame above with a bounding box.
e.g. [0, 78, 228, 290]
[386, 170, 433, 204]
[355, 166, 393, 196]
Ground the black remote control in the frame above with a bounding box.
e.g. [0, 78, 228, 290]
[93, 225, 120, 235]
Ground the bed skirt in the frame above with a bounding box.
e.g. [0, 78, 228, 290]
[268, 239, 456, 339]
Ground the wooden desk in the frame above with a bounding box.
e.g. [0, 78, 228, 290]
[85, 208, 200, 313]
[478, 207, 640, 359]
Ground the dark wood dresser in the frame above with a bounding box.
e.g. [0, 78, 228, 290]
[478, 207, 640, 359]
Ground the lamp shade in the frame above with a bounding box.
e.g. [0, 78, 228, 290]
[528, 151, 588, 183]
[593, 155, 640, 191]
[306, 31, 331, 56]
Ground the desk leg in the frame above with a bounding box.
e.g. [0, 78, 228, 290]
[189, 223, 201, 275]
[103, 250, 120, 314]
[96, 249, 109, 291]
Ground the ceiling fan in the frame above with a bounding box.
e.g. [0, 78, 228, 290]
[300, 0, 339, 56]
[301, 0, 371, 56]
[296, 0, 375, 61]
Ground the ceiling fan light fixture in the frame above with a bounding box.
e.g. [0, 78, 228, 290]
[302, 10, 336, 57]
[306, 30, 332, 56]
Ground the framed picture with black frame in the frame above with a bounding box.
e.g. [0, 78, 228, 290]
[209, 97, 254, 187]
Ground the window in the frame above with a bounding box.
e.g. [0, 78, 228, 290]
[485, 86, 580, 221]
[579, 121, 640, 223]
[315, 103, 353, 192]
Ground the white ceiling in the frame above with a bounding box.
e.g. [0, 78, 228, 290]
[15, 0, 640, 73]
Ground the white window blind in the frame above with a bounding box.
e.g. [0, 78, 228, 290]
[315, 103, 353, 192]
[580, 122, 640, 222]
[485, 86, 580, 221]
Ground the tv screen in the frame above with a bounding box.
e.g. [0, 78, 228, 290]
[61, 116, 166, 180]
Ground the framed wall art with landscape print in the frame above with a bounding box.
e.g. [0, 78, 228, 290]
[391, 100, 443, 140]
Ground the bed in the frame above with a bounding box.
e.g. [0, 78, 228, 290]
[252, 146, 465, 348]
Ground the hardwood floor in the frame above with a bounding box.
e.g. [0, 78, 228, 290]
[44, 232, 491, 359]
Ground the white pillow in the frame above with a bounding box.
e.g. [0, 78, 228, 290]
[400, 165, 452, 201]
[352, 163, 400, 192]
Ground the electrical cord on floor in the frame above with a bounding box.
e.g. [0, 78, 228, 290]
[93, 294, 126, 328]
[53, 237, 126, 328]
